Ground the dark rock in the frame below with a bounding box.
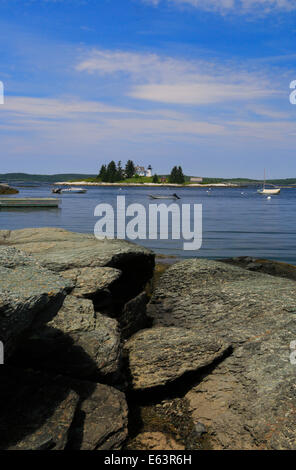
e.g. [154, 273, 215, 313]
[222, 256, 296, 281]
[10, 295, 121, 380]
[246, 262, 262, 271]
[147, 258, 296, 449]
[124, 326, 230, 390]
[67, 379, 128, 450]
[0, 247, 73, 357]
[0, 367, 79, 450]
[120, 291, 150, 339]
[0, 366, 128, 450]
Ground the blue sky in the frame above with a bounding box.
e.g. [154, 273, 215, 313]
[0, 0, 296, 178]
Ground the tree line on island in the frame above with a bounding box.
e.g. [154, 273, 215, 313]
[97, 160, 185, 184]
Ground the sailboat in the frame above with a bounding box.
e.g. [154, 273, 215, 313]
[257, 170, 280, 195]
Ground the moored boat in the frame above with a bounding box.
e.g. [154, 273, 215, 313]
[257, 170, 280, 195]
[257, 188, 281, 195]
[52, 187, 87, 194]
[149, 193, 180, 200]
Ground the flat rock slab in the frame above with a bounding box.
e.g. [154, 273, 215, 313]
[124, 327, 229, 390]
[0, 227, 154, 272]
[147, 258, 296, 449]
[11, 296, 121, 379]
[0, 247, 72, 356]
[61, 266, 121, 299]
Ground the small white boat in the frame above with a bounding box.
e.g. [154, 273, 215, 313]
[257, 169, 280, 195]
[149, 193, 180, 200]
[53, 187, 87, 194]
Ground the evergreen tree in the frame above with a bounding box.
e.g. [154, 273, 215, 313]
[117, 161, 124, 181]
[169, 166, 185, 184]
[152, 174, 159, 183]
[169, 166, 178, 183]
[125, 160, 136, 179]
[98, 164, 107, 181]
[176, 166, 185, 184]
[106, 160, 118, 183]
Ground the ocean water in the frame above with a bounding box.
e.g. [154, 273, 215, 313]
[1, 184, 296, 264]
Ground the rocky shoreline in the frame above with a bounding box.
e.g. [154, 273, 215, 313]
[0, 184, 19, 195]
[1, 228, 296, 450]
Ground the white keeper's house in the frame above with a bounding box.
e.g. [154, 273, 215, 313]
[135, 165, 152, 177]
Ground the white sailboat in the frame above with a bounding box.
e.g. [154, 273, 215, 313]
[257, 170, 280, 195]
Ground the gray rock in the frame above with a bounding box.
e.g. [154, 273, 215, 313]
[0, 227, 154, 273]
[120, 291, 150, 339]
[124, 326, 229, 390]
[0, 247, 72, 357]
[61, 266, 121, 299]
[67, 379, 128, 450]
[0, 367, 128, 450]
[61, 267, 121, 299]
[0, 228, 155, 312]
[147, 258, 296, 449]
[11, 296, 121, 379]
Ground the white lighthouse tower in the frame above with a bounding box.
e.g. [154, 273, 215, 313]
[146, 165, 152, 177]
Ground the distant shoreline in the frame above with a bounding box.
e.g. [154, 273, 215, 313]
[53, 181, 240, 188]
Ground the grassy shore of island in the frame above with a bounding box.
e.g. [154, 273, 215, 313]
[54, 179, 241, 188]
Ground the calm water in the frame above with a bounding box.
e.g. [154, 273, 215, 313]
[1, 184, 296, 264]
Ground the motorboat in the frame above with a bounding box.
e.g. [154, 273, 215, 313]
[52, 187, 87, 194]
[149, 193, 180, 200]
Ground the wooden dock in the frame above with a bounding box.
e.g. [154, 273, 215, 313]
[0, 197, 61, 208]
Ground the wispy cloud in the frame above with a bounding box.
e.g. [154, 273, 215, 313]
[129, 82, 275, 105]
[2, 96, 134, 119]
[0, 95, 226, 139]
[76, 49, 195, 82]
[142, 0, 296, 14]
[76, 48, 279, 105]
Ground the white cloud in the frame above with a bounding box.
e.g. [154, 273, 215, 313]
[0, 95, 227, 140]
[129, 82, 274, 105]
[76, 49, 278, 105]
[143, 0, 296, 13]
[76, 50, 195, 82]
[2, 96, 132, 119]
